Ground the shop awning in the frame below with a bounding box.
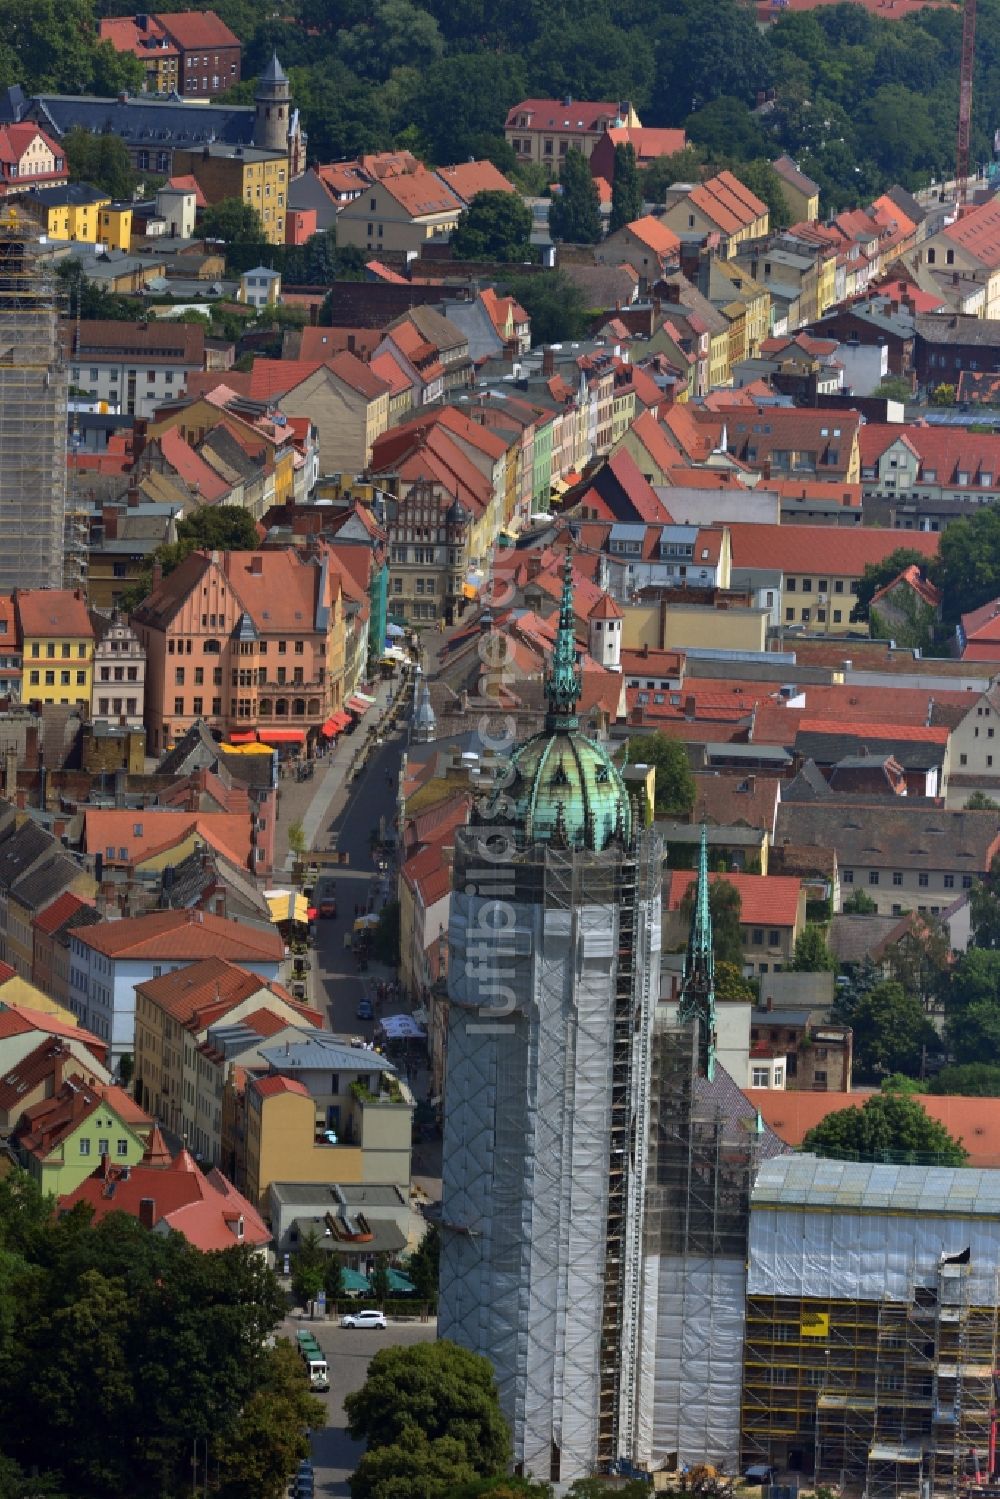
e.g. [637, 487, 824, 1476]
[340, 1268, 370, 1293]
[227, 731, 258, 744]
[258, 728, 306, 745]
[346, 695, 372, 714]
[221, 741, 274, 755]
[387, 1268, 416, 1294]
[266, 890, 309, 924]
[320, 716, 340, 738]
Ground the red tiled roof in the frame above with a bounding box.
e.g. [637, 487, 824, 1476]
[156, 10, 240, 48]
[435, 160, 516, 203]
[15, 589, 92, 640]
[84, 808, 251, 871]
[506, 98, 626, 135]
[0, 1005, 106, 1066]
[962, 597, 1000, 642]
[33, 891, 93, 937]
[943, 196, 1000, 271]
[744, 1090, 1000, 1169]
[686, 171, 768, 234]
[600, 126, 687, 165]
[60, 1152, 270, 1250]
[589, 593, 623, 620]
[369, 350, 413, 396]
[666, 869, 803, 925]
[74, 909, 283, 963]
[249, 1073, 310, 1099]
[0, 123, 64, 170]
[377, 166, 462, 217]
[623, 215, 681, 258]
[872, 563, 942, 612]
[158, 426, 230, 502]
[164, 174, 207, 209]
[727, 522, 938, 576]
[136, 955, 317, 1030]
[16, 1075, 150, 1159]
[297, 326, 382, 361]
[797, 716, 951, 745]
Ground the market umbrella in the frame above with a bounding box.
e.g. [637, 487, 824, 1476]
[380, 1013, 426, 1040]
[385, 623, 405, 639]
[387, 1269, 415, 1295]
[339, 1268, 370, 1293]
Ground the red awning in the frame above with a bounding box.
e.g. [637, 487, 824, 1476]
[320, 717, 339, 738]
[333, 711, 351, 730]
[258, 728, 306, 745]
[345, 695, 371, 714]
[307, 906, 318, 921]
[228, 731, 258, 744]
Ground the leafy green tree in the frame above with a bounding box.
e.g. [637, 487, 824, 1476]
[791, 923, 837, 972]
[406, 1223, 440, 1304]
[841, 979, 938, 1081]
[345, 1342, 510, 1471]
[324, 1255, 344, 1300]
[502, 271, 590, 344]
[685, 96, 770, 159]
[609, 143, 643, 234]
[932, 382, 957, 406]
[681, 877, 744, 969]
[373, 899, 401, 965]
[350, 1432, 480, 1499]
[655, 0, 772, 121]
[288, 821, 307, 862]
[201, 197, 265, 244]
[850, 547, 931, 623]
[842, 889, 878, 914]
[928, 1063, 1000, 1096]
[945, 949, 1000, 1063]
[0, 1455, 65, 1499]
[626, 732, 696, 817]
[527, 17, 655, 114]
[642, 147, 706, 203]
[451, 191, 535, 263]
[340, 0, 445, 83]
[63, 128, 135, 201]
[548, 147, 602, 244]
[401, 52, 526, 163]
[966, 792, 1000, 811]
[934, 506, 1000, 620]
[715, 959, 756, 1002]
[874, 376, 914, 401]
[370, 1254, 390, 1305]
[217, 1340, 324, 1499]
[802, 1092, 967, 1165]
[291, 1228, 327, 1308]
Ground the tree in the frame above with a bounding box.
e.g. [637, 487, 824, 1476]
[969, 858, 1000, 948]
[217, 1340, 324, 1499]
[945, 949, 1000, 1063]
[626, 732, 696, 817]
[966, 791, 1000, 810]
[874, 376, 913, 401]
[400, 52, 526, 163]
[502, 271, 590, 344]
[685, 96, 769, 159]
[851, 547, 931, 623]
[842, 889, 878, 915]
[841, 979, 938, 1081]
[373, 899, 401, 966]
[290, 1228, 326, 1308]
[63, 128, 135, 201]
[802, 1091, 967, 1165]
[681, 877, 744, 968]
[609, 142, 643, 234]
[406, 1223, 440, 1305]
[201, 197, 265, 244]
[934, 505, 1000, 620]
[547, 147, 602, 244]
[791, 923, 837, 972]
[345, 1342, 509, 1472]
[117, 1053, 133, 1090]
[932, 382, 957, 406]
[324, 1255, 344, 1301]
[642, 147, 706, 203]
[350, 1432, 480, 1499]
[288, 821, 307, 863]
[928, 1063, 1000, 1096]
[715, 959, 756, 1003]
[370, 1254, 390, 1305]
[884, 918, 950, 1005]
[451, 191, 534, 263]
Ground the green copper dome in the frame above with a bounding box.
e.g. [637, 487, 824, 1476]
[489, 552, 631, 852]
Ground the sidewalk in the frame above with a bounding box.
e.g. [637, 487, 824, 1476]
[274, 676, 400, 875]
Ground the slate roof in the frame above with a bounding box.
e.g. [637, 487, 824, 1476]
[0, 822, 57, 894]
[828, 912, 909, 963]
[28, 93, 255, 150]
[795, 727, 949, 771]
[775, 802, 1000, 873]
[9, 855, 83, 915]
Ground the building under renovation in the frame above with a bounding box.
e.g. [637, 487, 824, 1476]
[0, 209, 68, 591]
[439, 555, 663, 1482]
[742, 1155, 1000, 1498]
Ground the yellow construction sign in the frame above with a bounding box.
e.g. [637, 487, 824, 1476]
[800, 1311, 830, 1338]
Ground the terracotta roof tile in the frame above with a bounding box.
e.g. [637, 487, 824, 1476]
[74, 909, 283, 962]
[728, 521, 938, 576]
[666, 869, 803, 925]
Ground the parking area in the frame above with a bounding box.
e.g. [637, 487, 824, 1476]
[280, 1315, 436, 1496]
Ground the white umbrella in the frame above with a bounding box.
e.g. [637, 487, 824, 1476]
[380, 1013, 426, 1040]
[385, 623, 406, 639]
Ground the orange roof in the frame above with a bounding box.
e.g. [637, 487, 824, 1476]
[60, 1152, 270, 1250]
[249, 1073, 310, 1100]
[33, 891, 93, 937]
[601, 126, 687, 164]
[685, 170, 767, 235]
[435, 160, 516, 202]
[623, 214, 681, 258]
[99, 14, 178, 56]
[156, 10, 240, 47]
[667, 870, 803, 926]
[728, 522, 938, 576]
[872, 563, 942, 612]
[505, 98, 626, 134]
[943, 196, 1000, 271]
[378, 166, 462, 217]
[589, 593, 623, 620]
[745, 1090, 1000, 1168]
[83, 808, 252, 870]
[74, 909, 284, 963]
[297, 326, 382, 361]
[159, 426, 230, 502]
[797, 716, 950, 746]
[0, 122, 64, 170]
[15, 588, 92, 640]
[164, 174, 207, 209]
[369, 349, 413, 397]
[136, 955, 318, 1030]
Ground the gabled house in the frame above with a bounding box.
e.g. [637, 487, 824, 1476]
[595, 215, 681, 288]
[13, 1068, 153, 1193]
[661, 171, 768, 255]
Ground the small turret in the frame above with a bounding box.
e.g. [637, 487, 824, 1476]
[255, 54, 290, 154]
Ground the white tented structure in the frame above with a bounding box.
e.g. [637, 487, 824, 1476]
[439, 826, 662, 1484]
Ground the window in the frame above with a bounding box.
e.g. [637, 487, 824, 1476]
[752, 928, 764, 946]
[893, 871, 903, 886]
[116, 1139, 128, 1157]
[868, 871, 879, 885]
[786, 578, 797, 592]
[768, 929, 780, 947]
[843, 869, 854, 884]
[175, 667, 185, 685]
[751, 1067, 770, 1087]
[918, 872, 929, 887]
[174, 696, 184, 715]
[773, 1067, 784, 1087]
[98, 1138, 109, 1157]
[785, 607, 794, 622]
[79, 1138, 91, 1156]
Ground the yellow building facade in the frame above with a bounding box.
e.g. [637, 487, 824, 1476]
[16, 589, 94, 709]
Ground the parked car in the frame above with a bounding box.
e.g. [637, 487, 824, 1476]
[340, 1309, 387, 1329]
[356, 998, 374, 1020]
[319, 898, 337, 919]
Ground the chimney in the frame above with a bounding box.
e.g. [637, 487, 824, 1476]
[214, 894, 225, 917]
[542, 346, 555, 376]
[249, 555, 264, 575]
[52, 1048, 64, 1093]
[138, 1198, 156, 1230]
[151, 560, 163, 589]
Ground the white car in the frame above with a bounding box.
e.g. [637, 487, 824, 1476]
[340, 1309, 387, 1329]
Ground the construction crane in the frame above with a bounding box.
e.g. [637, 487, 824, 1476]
[956, 0, 977, 205]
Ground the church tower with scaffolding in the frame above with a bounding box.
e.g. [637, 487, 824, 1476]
[439, 553, 663, 1484]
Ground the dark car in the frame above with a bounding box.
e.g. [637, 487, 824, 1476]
[356, 997, 374, 1020]
[318, 898, 337, 919]
[744, 1465, 776, 1487]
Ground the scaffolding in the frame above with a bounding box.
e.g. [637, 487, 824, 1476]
[742, 1259, 1000, 1499]
[0, 208, 68, 592]
[439, 821, 662, 1484]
